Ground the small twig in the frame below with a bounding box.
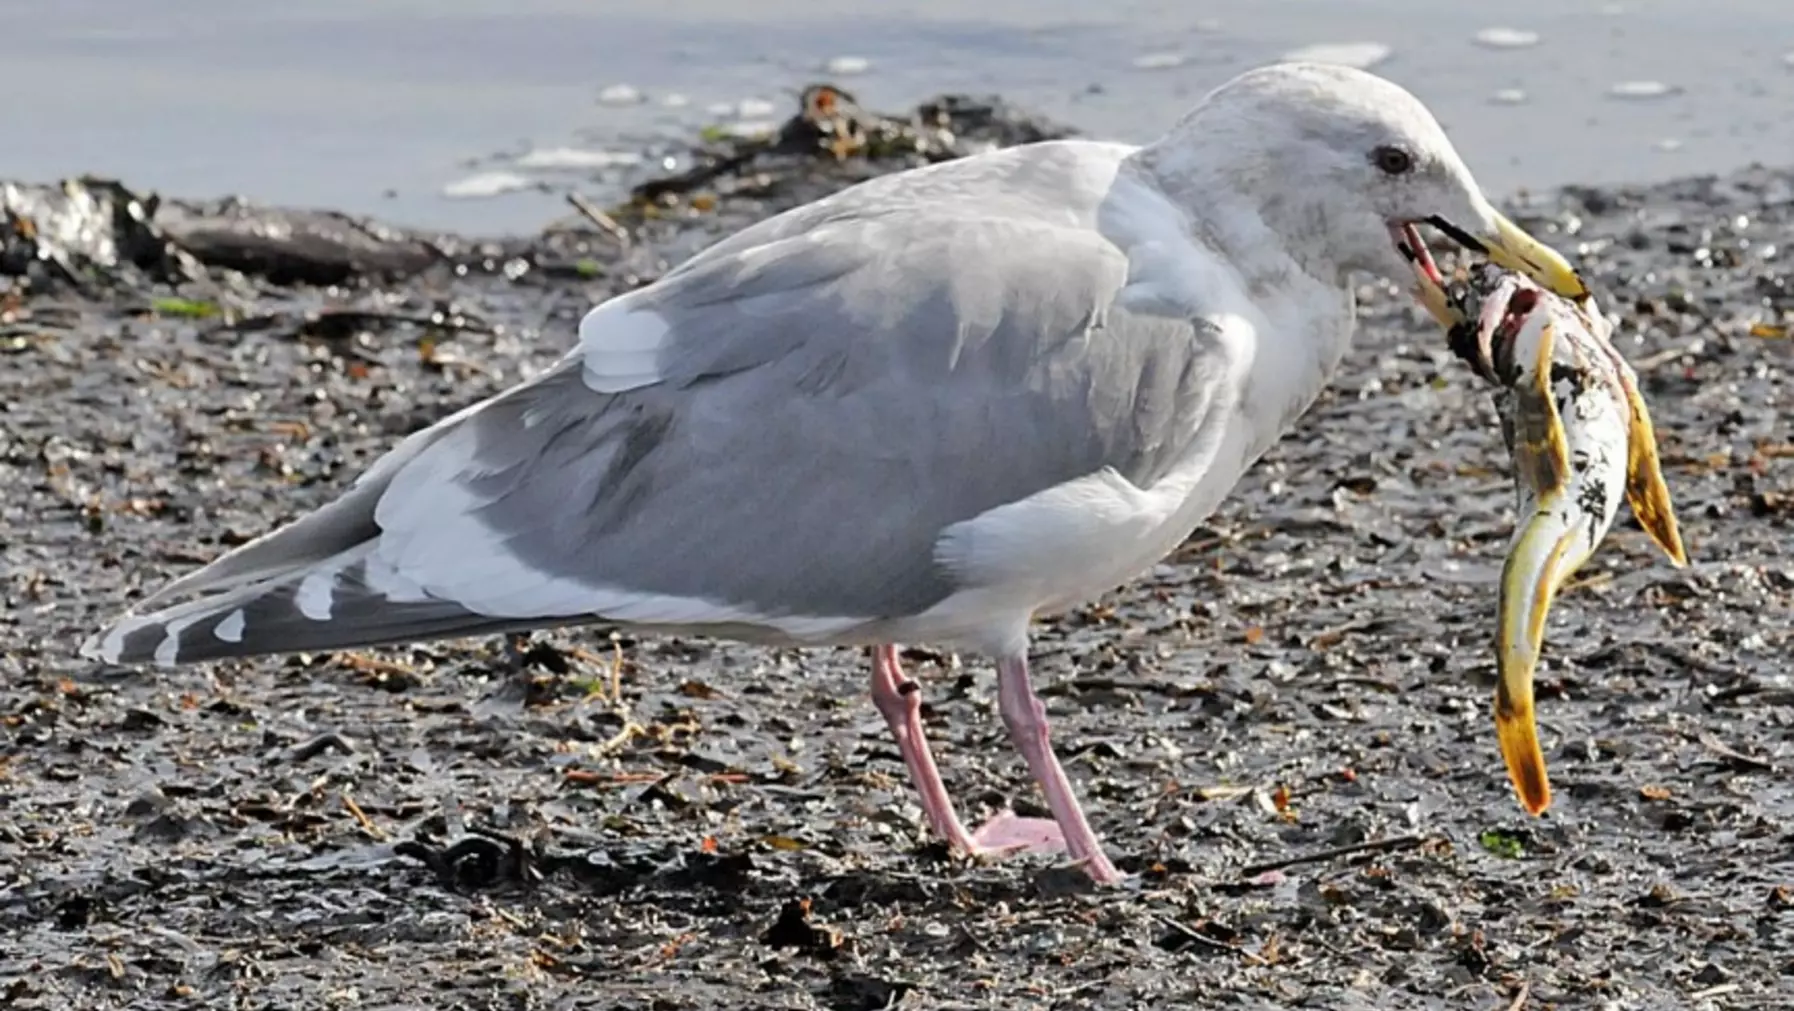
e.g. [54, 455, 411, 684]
[336, 652, 417, 678]
[1688, 983, 1741, 1001]
[567, 643, 627, 706]
[1332, 675, 1402, 694]
[1560, 571, 1614, 594]
[1631, 345, 1687, 371]
[1308, 619, 1386, 651]
[1661, 645, 1740, 679]
[1155, 916, 1262, 963]
[1171, 526, 1264, 560]
[595, 721, 646, 758]
[486, 903, 530, 930]
[1505, 978, 1531, 1011]
[1237, 833, 1431, 878]
[1697, 733, 1775, 772]
[341, 791, 388, 840]
[563, 769, 746, 789]
[566, 193, 631, 246]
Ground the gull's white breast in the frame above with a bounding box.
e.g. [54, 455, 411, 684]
[901, 175, 1359, 657]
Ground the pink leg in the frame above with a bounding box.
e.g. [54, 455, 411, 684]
[990, 651, 1123, 884]
[869, 644, 980, 853]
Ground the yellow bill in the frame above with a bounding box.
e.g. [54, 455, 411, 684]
[1479, 208, 1591, 305]
[1402, 206, 1591, 332]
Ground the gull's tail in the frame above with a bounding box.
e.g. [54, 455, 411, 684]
[81, 399, 558, 667]
[79, 542, 559, 667]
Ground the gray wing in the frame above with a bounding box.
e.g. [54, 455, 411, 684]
[84, 148, 1226, 666]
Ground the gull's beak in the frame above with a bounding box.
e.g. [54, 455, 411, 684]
[1428, 208, 1591, 304]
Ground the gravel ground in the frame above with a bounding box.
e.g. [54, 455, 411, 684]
[2, 90, 1791, 1011]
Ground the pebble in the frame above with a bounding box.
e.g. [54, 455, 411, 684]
[1608, 80, 1677, 100]
[1279, 41, 1392, 70]
[722, 121, 778, 140]
[440, 171, 534, 199]
[513, 148, 643, 171]
[823, 55, 871, 75]
[1490, 89, 1528, 105]
[1131, 51, 1187, 71]
[597, 84, 644, 106]
[1473, 27, 1540, 49]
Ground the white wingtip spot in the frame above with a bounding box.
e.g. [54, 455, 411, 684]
[153, 614, 204, 667]
[362, 553, 431, 604]
[214, 609, 247, 643]
[296, 569, 338, 621]
[578, 298, 670, 394]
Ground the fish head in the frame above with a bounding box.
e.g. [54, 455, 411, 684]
[1447, 267, 1687, 564]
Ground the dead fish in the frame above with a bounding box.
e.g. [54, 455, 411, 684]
[1430, 265, 1688, 815]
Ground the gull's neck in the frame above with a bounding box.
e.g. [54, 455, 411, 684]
[1123, 136, 1356, 292]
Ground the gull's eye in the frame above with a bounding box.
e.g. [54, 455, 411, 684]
[1372, 145, 1414, 176]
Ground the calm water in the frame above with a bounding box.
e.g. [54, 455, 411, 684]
[3, 0, 1790, 234]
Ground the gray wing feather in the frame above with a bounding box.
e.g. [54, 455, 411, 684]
[85, 141, 1227, 665]
[371, 215, 1220, 620]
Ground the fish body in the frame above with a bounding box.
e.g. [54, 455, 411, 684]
[1443, 265, 1687, 814]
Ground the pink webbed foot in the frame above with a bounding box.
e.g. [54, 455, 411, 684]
[969, 811, 1066, 856]
[970, 811, 1123, 884]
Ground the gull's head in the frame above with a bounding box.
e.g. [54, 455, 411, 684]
[1146, 62, 1589, 316]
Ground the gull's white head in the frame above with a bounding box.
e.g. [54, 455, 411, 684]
[1139, 61, 1589, 313]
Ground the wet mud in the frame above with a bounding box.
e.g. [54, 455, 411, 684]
[2, 87, 1790, 1010]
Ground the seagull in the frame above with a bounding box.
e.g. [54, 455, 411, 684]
[84, 62, 1589, 885]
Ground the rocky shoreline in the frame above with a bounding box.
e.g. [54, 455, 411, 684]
[2, 86, 1789, 1010]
